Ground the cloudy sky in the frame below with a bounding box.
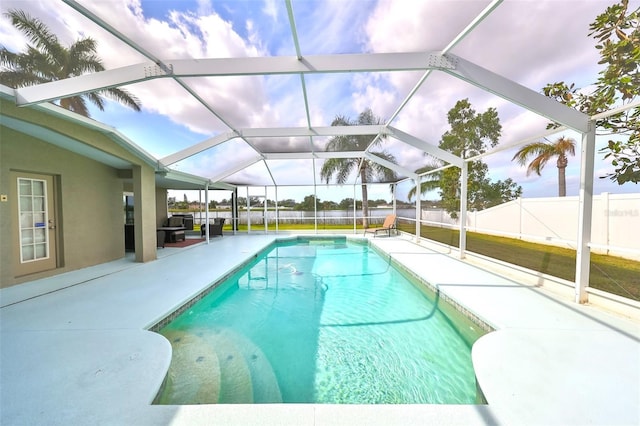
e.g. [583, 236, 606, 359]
[1, 0, 637, 202]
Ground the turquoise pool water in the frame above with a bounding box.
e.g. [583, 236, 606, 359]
[155, 237, 484, 404]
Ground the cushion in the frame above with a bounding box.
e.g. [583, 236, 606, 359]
[168, 217, 183, 227]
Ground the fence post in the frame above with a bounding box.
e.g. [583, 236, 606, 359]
[518, 197, 523, 240]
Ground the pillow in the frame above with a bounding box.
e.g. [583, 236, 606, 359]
[168, 217, 183, 227]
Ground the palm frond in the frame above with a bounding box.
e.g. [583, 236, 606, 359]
[3, 10, 142, 117]
[86, 92, 105, 112]
[526, 154, 551, 176]
[368, 150, 399, 182]
[325, 133, 357, 151]
[554, 137, 576, 156]
[0, 48, 19, 67]
[101, 87, 141, 112]
[320, 158, 356, 184]
[511, 142, 552, 165]
[60, 96, 90, 117]
[0, 70, 46, 88]
[513, 137, 576, 177]
[5, 10, 61, 58]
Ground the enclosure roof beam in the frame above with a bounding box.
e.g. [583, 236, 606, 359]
[386, 0, 503, 126]
[62, 0, 238, 131]
[364, 152, 418, 180]
[264, 151, 364, 160]
[160, 131, 239, 165]
[444, 54, 589, 132]
[262, 159, 278, 187]
[387, 126, 463, 167]
[207, 157, 262, 182]
[14, 49, 589, 134]
[160, 126, 387, 165]
[239, 125, 387, 138]
[14, 52, 456, 106]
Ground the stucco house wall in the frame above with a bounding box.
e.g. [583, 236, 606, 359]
[0, 127, 126, 287]
[0, 98, 159, 288]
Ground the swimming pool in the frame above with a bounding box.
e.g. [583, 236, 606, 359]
[154, 237, 485, 404]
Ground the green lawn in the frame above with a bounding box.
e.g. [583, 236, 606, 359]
[397, 222, 640, 301]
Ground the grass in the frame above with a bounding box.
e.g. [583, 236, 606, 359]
[396, 222, 640, 301]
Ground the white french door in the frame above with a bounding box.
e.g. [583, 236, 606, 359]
[12, 172, 57, 276]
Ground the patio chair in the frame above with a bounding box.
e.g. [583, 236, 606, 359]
[201, 218, 226, 238]
[364, 214, 397, 237]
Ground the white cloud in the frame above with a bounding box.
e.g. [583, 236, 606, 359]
[196, 0, 213, 17]
[0, 0, 633, 199]
[262, 0, 278, 21]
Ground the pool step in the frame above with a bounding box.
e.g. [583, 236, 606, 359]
[209, 328, 282, 403]
[158, 329, 221, 404]
[208, 329, 254, 403]
[158, 328, 282, 404]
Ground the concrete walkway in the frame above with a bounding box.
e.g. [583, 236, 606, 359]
[1, 234, 638, 425]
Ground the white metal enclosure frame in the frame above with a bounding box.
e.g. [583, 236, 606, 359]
[7, 0, 604, 304]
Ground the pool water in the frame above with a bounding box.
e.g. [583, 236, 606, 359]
[155, 238, 484, 404]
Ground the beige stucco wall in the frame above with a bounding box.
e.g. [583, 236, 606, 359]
[0, 99, 159, 288]
[133, 165, 157, 262]
[0, 127, 126, 287]
[156, 187, 168, 227]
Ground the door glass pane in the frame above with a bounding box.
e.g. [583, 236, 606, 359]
[19, 196, 32, 212]
[33, 196, 45, 212]
[32, 180, 44, 196]
[21, 245, 34, 261]
[19, 179, 32, 195]
[17, 177, 49, 263]
[35, 243, 47, 259]
[21, 229, 34, 245]
[33, 213, 45, 227]
[20, 213, 33, 228]
[34, 228, 46, 243]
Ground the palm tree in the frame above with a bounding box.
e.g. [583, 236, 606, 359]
[320, 109, 397, 228]
[407, 161, 442, 201]
[512, 136, 576, 197]
[0, 9, 140, 117]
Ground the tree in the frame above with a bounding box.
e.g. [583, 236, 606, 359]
[440, 99, 500, 217]
[279, 199, 296, 208]
[320, 200, 338, 210]
[512, 136, 576, 197]
[320, 109, 398, 228]
[424, 99, 521, 218]
[542, 0, 639, 184]
[476, 177, 522, 209]
[0, 9, 141, 117]
[338, 198, 360, 210]
[407, 163, 442, 201]
[296, 195, 318, 211]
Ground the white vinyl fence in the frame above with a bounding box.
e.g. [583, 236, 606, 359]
[421, 192, 640, 261]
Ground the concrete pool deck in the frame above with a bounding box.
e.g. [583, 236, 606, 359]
[1, 233, 638, 425]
